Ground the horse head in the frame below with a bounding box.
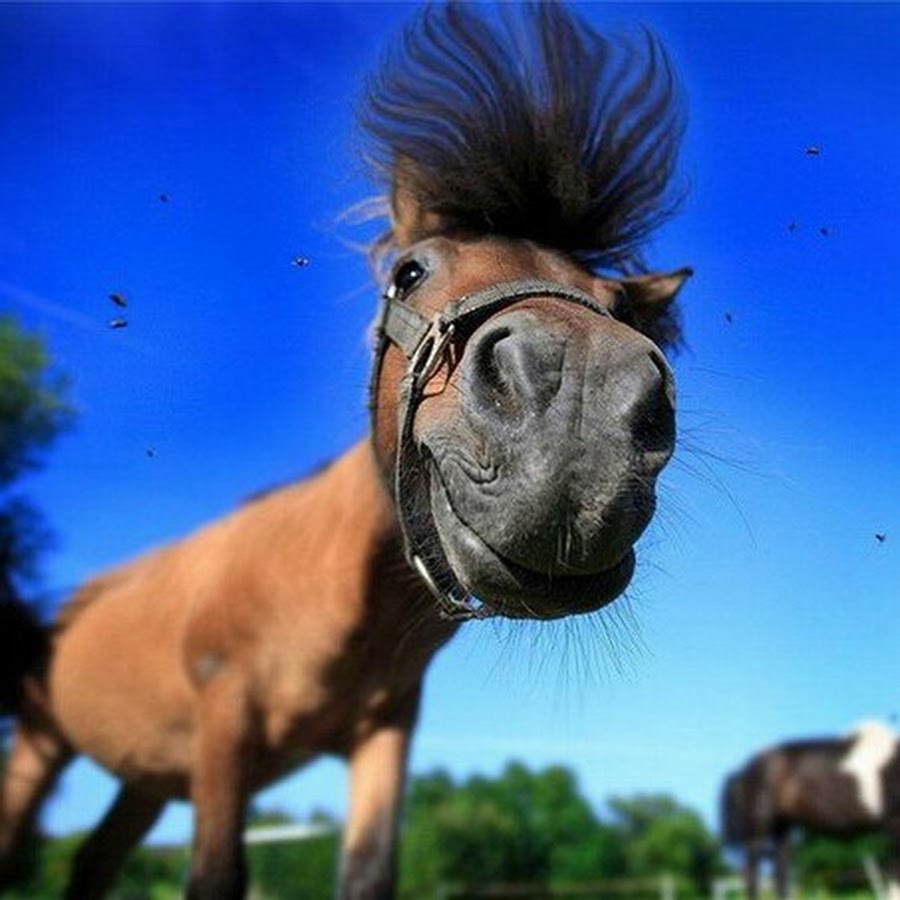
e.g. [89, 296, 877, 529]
[365, 4, 691, 620]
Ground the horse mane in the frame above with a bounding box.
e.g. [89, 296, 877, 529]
[360, 2, 687, 274]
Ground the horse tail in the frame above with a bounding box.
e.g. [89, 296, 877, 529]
[721, 769, 751, 846]
[0, 572, 49, 717]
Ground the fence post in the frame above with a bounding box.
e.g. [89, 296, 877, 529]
[863, 854, 887, 900]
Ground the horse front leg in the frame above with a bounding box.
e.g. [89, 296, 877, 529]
[743, 841, 761, 900]
[186, 674, 256, 900]
[773, 831, 792, 900]
[338, 691, 421, 900]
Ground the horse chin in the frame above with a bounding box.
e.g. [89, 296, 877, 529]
[429, 470, 636, 620]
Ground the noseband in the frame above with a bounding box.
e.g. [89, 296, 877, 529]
[371, 278, 612, 620]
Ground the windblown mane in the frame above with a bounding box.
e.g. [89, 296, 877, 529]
[360, 2, 686, 273]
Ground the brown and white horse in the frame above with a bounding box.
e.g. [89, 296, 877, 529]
[722, 722, 900, 900]
[0, 4, 690, 898]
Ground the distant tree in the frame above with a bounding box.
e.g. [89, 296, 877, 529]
[0, 831, 185, 899]
[247, 807, 340, 900]
[497, 763, 626, 883]
[794, 831, 889, 892]
[0, 314, 74, 593]
[111, 844, 187, 900]
[607, 793, 723, 895]
[400, 763, 626, 895]
[401, 767, 537, 891]
[0, 315, 73, 881]
[0, 832, 77, 898]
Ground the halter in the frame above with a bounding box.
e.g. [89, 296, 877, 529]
[371, 278, 612, 620]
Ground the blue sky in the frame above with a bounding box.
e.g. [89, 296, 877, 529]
[2, 2, 898, 847]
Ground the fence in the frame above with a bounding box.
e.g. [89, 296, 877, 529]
[435, 874, 678, 900]
[712, 857, 887, 900]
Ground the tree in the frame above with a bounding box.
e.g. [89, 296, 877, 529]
[607, 793, 723, 895]
[0, 314, 74, 881]
[247, 807, 340, 900]
[399, 763, 626, 895]
[0, 315, 74, 715]
[794, 831, 889, 892]
[0, 314, 74, 591]
[0, 832, 186, 899]
[399, 768, 725, 896]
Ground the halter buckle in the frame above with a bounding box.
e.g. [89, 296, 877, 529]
[410, 319, 456, 387]
[412, 555, 492, 621]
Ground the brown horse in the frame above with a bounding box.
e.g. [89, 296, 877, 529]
[722, 723, 900, 900]
[0, 4, 690, 898]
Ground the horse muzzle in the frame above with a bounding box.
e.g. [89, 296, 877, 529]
[422, 305, 675, 618]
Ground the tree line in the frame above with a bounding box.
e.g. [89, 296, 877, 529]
[2, 761, 886, 899]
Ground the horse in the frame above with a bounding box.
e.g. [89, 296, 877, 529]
[0, 4, 691, 898]
[721, 722, 900, 900]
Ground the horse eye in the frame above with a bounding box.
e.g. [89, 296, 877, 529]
[390, 260, 427, 300]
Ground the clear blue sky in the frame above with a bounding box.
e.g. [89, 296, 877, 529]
[2, 2, 898, 846]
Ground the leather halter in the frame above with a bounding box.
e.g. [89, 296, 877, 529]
[371, 278, 612, 620]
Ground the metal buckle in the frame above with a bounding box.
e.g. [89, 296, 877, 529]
[409, 319, 456, 386]
[411, 555, 492, 621]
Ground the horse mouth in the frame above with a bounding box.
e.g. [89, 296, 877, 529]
[428, 463, 636, 619]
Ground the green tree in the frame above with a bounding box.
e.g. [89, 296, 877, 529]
[494, 763, 626, 883]
[794, 831, 888, 892]
[401, 767, 539, 891]
[1, 832, 186, 899]
[607, 793, 723, 895]
[0, 314, 74, 591]
[399, 763, 627, 896]
[247, 807, 340, 900]
[0, 315, 74, 879]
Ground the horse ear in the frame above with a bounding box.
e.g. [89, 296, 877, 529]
[611, 267, 693, 352]
[390, 156, 447, 248]
[619, 267, 693, 309]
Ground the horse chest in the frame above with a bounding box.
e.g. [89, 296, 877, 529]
[838, 726, 898, 819]
[256, 614, 448, 763]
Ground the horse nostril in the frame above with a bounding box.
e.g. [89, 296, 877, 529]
[471, 326, 513, 405]
[468, 320, 564, 418]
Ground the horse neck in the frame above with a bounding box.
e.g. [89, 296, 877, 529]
[284, 440, 456, 640]
[311, 439, 397, 544]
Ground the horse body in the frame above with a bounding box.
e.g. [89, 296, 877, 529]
[723, 725, 900, 900]
[1, 4, 691, 897]
[50, 442, 454, 796]
[5, 443, 455, 897]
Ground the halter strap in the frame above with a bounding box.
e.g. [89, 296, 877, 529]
[371, 278, 611, 620]
[380, 278, 608, 359]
